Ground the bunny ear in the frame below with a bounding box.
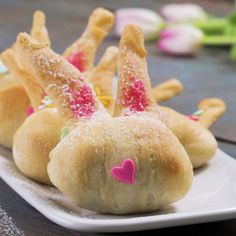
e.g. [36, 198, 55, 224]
[152, 79, 183, 103]
[16, 32, 107, 121]
[90, 46, 118, 114]
[1, 49, 44, 110]
[114, 24, 157, 116]
[197, 98, 226, 128]
[63, 8, 114, 76]
[31, 10, 51, 46]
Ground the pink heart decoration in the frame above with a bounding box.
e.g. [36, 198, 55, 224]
[111, 159, 136, 185]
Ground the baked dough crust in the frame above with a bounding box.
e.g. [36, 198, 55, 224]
[16, 31, 193, 214]
[13, 8, 114, 184]
[114, 25, 221, 168]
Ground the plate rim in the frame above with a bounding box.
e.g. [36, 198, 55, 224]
[1, 149, 236, 232]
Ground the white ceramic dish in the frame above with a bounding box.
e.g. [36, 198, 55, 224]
[0, 147, 236, 233]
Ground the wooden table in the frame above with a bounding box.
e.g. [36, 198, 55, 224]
[0, 0, 236, 235]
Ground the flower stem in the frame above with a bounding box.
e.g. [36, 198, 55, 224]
[202, 35, 236, 45]
[195, 18, 228, 34]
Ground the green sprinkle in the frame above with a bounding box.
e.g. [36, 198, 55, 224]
[44, 96, 50, 101]
[60, 127, 69, 140]
[0, 63, 8, 74]
[193, 109, 204, 116]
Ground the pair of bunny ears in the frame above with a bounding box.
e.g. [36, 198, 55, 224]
[15, 21, 226, 170]
[1, 9, 187, 119]
[15, 24, 226, 127]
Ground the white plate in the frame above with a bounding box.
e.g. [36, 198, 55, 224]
[0, 147, 236, 233]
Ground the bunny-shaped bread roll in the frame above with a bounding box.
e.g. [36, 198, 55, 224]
[0, 10, 49, 149]
[114, 24, 225, 168]
[16, 31, 193, 214]
[13, 8, 115, 184]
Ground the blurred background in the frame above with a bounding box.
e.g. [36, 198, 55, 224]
[0, 0, 235, 156]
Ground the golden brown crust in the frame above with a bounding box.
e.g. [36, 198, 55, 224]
[152, 78, 183, 103]
[0, 73, 30, 148]
[155, 106, 217, 168]
[13, 108, 65, 184]
[1, 49, 44, 109]
[0, 10, 50, 148]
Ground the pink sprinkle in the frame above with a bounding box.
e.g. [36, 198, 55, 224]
[26, 106, 34, 117]
[188, 115, 199, 121]
[121, 77, 148, 112]
[68, 85, 95, 118]
[111, 159, 136, 185]
[67, 51, 86, 72]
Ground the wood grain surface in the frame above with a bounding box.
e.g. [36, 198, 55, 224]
[0, 0, 235, 235]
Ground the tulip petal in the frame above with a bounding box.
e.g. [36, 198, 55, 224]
[115, 8, 163, 40]
[161, 4, 207, 22]
[157, 25, 203, 55]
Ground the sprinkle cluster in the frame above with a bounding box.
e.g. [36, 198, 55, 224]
[67, 51, 86, 72]
[188, 109, 204, 121]
[38, 94, 56, 110]
[64, 83, 95, 118]
[121, 76, 148, 112]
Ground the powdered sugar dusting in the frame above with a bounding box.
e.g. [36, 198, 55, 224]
[63, 82, 95, 118]
[38, 95, 56, 110]
[0, 205, 24, 236]
[32, 49, 99, 120]
[118, 46, 150, 115]
[121, 76, 148, 112]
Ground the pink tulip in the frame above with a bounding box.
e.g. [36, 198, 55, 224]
[161, 4, 207, 22]
[115, 8, 163, 40]
[157, 25, 203, 55]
